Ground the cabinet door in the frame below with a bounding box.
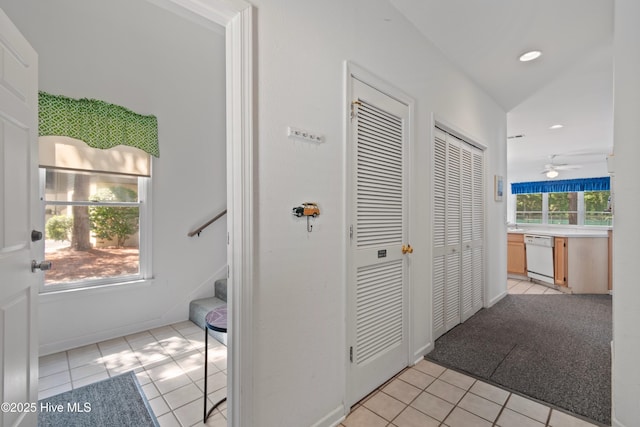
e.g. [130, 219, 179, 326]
[507, 234, 527, 275]
[554, 237, 568, 286]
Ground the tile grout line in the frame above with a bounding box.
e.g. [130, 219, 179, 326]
[492, 392, 512, 427]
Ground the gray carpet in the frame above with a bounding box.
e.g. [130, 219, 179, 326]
[427, 294, 611, 425]
[38, 371, 159, 427]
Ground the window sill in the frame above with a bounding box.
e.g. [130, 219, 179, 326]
[39, 277, 155, 301]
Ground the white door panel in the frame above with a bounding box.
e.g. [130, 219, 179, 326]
[0, 8, 39, 427]
[432, 128, 484, 338]
[348, 76, 410, 406]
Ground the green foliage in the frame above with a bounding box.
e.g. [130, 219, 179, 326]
[89, 187, 139, 248]
[585, 191, 610, 211]
[45, 215, 73, 242]
[516, 193, 542, 212]
[548, 192, 571, 212]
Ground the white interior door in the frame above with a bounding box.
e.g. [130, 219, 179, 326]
[461, 143, 484, 321]
[347, 76, 411, 406]
[0, 9, 40, 427]
[433, 128, 484, 339]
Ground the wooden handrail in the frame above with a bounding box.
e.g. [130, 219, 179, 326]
[188, 209, 227, 237]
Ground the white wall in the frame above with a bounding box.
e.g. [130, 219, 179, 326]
[612, 1, 640, 425]
[250, 0, 506, 425]
[0, 0, 227, 354]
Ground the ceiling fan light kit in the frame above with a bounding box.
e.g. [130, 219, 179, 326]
[519, 50, 542, 62]
[540, 154, 583, 179]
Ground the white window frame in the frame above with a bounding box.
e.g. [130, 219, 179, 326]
[515, 190, 611, 227]
[39, 168, 152, 293]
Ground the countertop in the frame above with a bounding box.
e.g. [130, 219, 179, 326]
[507, 227, 610, 238]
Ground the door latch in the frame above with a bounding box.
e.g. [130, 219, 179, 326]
[31, 260, 52, 273]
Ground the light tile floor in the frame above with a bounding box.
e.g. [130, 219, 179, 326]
[507, 278, 564, 295]
[341, 359, 600, 427]
[38, 321, 228, 427]
[39, 305, 598, 427]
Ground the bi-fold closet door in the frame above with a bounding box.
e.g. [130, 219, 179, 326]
[432, 127, 484, 340]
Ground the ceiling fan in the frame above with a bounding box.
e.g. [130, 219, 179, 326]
[541, 155, 582, 178]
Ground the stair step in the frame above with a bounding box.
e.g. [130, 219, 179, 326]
[189, 296, 227, 345]
[214, 278, 227, 302]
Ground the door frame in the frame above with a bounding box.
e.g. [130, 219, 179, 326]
[147, 1, 255, 425]
[344, 61, 415, 408]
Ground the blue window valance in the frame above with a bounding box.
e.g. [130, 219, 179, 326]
[511, 177, 610, 194]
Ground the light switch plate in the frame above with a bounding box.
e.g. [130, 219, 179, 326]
[288, 126, 323, 143]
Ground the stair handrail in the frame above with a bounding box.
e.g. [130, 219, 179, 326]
[188, 209, 227, 237]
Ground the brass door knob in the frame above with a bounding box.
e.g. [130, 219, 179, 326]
[402, 244, 413, 254]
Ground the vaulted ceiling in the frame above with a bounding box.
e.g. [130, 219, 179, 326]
[390, 0, 614, 182]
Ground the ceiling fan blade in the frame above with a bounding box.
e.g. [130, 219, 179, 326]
[555, 164, 582, 170]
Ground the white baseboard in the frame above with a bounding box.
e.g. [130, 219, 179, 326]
[612, 415, 626, 427]
[413, 342, 433, 364]
[39, 314, 170, 356]
[488, 290, 508, 307]
[39, 266, 227, 356]
[311, 404, 345, 427]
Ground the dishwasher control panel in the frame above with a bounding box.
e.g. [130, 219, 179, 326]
[524, 234, 555, 247]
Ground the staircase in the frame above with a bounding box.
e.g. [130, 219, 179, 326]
[189, 278, 227, 345]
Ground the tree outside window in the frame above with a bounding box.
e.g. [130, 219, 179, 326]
[516, 193, 542, 223]
[548, 192, 578, 225]
[585, 190, 612, 226]
[515, 190, 611, 226]
[43, 169, 145, 288]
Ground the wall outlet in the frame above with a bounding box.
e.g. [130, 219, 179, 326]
[288, 126, 323, 143]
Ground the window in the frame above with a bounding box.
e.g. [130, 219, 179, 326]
[585, 190, 612, 226]
[37, 92, 158, 292]
[516, 193, 542, 224]
[42, 169, 150, 291]
[548, 192, 578, 225]
[515, 190, 611, 226]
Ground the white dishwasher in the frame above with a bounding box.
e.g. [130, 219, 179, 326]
[524, 234, 555, 285]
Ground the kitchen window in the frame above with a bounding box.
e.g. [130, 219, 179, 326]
[584, 190, 612, 226]
[515, 193, 543, 224]
[548, 192, 578, 225]
[515, 190, 611, 226]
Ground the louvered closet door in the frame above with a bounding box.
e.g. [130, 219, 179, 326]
[348, 78, 409, 405]
[432, 130, 463, 338]
[461, 143, 484, 321]
[444, 135, 462, 332]
[461, 145, 475, 321]
[432, 130, 447, 338]
[471, 149, 484, 313]
[433, 128, 485, 338]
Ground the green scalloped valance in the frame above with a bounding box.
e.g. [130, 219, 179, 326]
[38, 91, 159, 157]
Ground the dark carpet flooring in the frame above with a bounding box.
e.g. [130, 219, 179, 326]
[427, 294, 612, 425]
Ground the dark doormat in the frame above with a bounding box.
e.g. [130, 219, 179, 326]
[426, 294, 611, 425]
[38, 371, 159, 427]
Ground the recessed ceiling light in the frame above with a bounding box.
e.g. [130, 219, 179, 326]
[519, 50, 542, 62]
[549, 124, 564, 129]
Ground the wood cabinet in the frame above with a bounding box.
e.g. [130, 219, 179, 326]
[507, 233, 527, 275]
[554, 237, 568, 286]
